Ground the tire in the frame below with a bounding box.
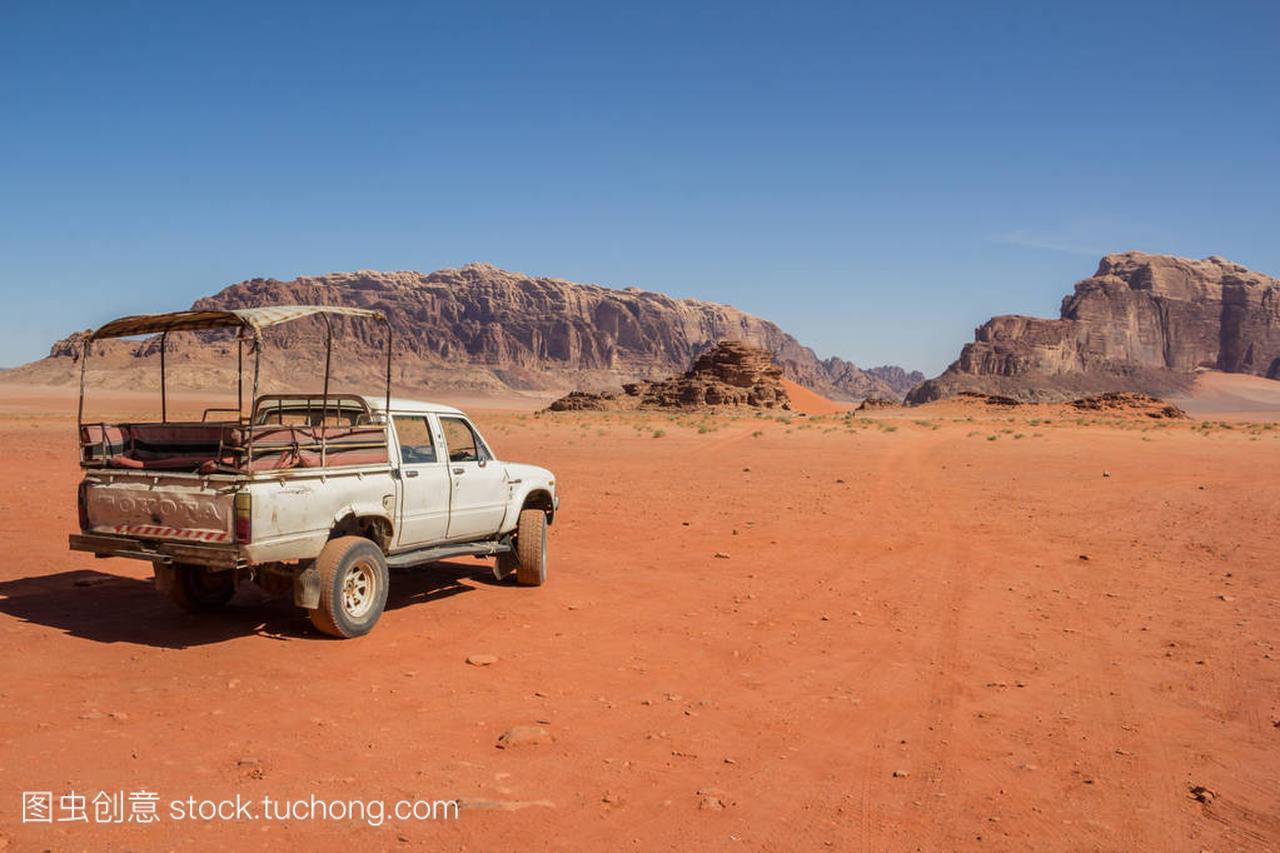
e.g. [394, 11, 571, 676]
[513, 508, 548, 587]
[166, 563, 236, 613]
[308, 536, 390, 638]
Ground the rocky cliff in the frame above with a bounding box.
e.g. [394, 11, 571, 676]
[906, 253, 1280, 403]
[17, 263, 914, 400]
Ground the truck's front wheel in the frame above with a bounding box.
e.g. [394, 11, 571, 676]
[511, 508, 548, 587]
[163, 563, 236, 613]
[309, 536, 389, 638]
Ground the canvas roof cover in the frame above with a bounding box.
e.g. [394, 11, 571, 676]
[89, 305, 386, 340]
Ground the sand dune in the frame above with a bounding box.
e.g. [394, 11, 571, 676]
[780, 378, 852, 415]
[1173, 370, 1280, 419]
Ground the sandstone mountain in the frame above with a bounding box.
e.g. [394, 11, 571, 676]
[16, 263, 916, 400]
[906, 253, 1280, 404]
[863, 364, 926, 393]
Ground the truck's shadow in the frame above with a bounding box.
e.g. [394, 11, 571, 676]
[0, 561, 501, 648]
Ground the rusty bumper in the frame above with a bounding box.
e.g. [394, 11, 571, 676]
[69, 532, 243, 570]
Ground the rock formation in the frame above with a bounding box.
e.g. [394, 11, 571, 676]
[907, 253, 1280, 403]
[1068, 392, 1188, 419]
[13, 263, 914, 400]
[620, 340, 790, 410]
[545, 390, 618, 412]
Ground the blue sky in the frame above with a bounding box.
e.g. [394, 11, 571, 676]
[1, 1, 1276, 374]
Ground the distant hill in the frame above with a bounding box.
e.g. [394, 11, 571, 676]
[907, 253, 1280, 404]
[10, 263, 920, 400]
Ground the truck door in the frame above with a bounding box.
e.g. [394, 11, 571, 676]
[391, 414, 452, 548]
[438, 416, 508, 541]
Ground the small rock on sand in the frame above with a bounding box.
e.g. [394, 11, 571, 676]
[892, 769, 910, 778]
[467, 654, 499, 666]
[696, 787, 731, 810]
[714, 552, 731, 559]
[497, 725, 552, 749]
[1189, 785, 1215, 805]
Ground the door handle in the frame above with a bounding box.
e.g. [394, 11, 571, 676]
[404, 470, 419, 478]
[452, 467, 465, 475]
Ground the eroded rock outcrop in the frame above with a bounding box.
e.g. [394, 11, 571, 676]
[855, 397, 899, 411]
[907, 253, 1280, 403]
[548, 341, 791, 411]
[625, 340, 791, 409]
[1068, 392, 1188, 419]
[545, 390, 618, 412]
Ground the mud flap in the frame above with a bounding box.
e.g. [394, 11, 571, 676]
[153, 563, 175, 594]
[294, 564, 321, 609]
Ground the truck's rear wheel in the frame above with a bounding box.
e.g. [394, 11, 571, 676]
[165, 563, 235, 613]
[308, 536, 389, 638]
[513, 508, 548, 587]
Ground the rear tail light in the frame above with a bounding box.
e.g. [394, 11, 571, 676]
[234, 493, 252, 543]
[77, 481, 90, 530]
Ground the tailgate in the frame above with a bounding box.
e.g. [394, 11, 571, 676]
[82, 474, 235, 544]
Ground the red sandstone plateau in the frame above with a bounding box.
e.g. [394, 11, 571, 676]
[908, 253, 1280, 403]
[8, 263, 921, 402]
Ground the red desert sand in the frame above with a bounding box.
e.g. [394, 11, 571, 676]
[0, 382, 1277, 850]
[779, 378, 852, 415]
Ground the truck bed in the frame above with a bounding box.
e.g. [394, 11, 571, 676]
[80, 422, 389, 473]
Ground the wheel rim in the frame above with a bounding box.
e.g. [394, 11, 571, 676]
[341, 559, 377, 619]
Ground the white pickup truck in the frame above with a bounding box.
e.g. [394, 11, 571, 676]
[69, 306, 558, 638]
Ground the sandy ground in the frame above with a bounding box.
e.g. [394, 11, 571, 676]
[0, 388, 1278, 850]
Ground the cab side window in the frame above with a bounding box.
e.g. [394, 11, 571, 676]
[440, 417, 491, 463]
[393, 416, 437, 464]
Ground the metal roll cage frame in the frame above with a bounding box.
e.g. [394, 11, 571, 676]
[76, 306, 393, 471]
